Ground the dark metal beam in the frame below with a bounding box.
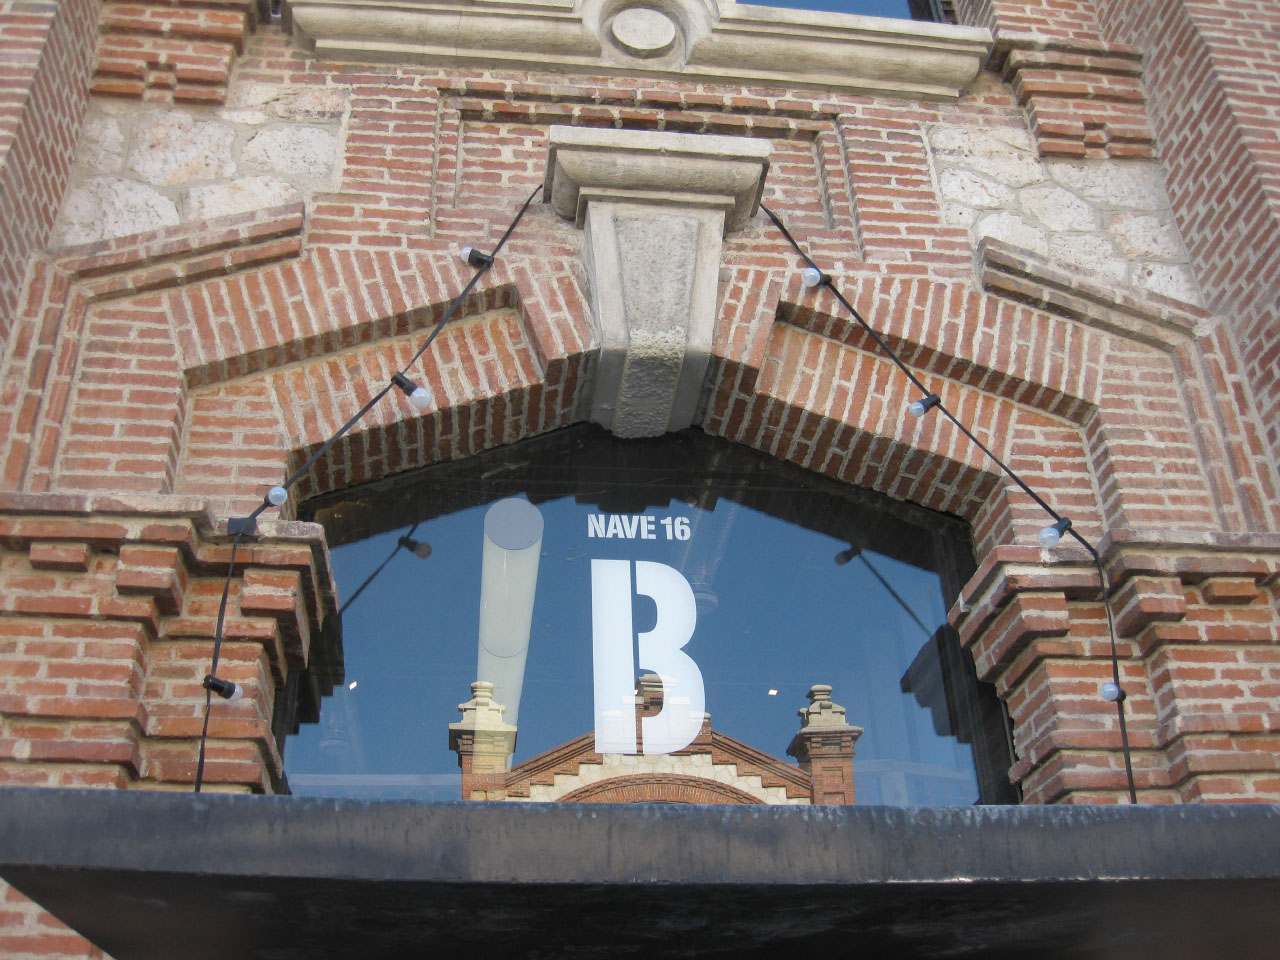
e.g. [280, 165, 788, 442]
[2, 788, 1279, 959]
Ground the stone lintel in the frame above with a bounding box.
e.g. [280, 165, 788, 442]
[546, 126, 769, 438]
[284, 0, 991, 99]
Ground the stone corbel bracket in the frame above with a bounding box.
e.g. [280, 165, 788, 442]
[284, 0, 991, 99]
[545, 125, 769, 438]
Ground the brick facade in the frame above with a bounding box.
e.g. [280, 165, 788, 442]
[2, 0, 1280, 955]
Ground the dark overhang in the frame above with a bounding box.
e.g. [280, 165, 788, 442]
[2, 788, 1279, 959]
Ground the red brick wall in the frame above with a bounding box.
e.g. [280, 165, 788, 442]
[0, 0, 97, 341]
[1095, 0, 1280, 467]
[954, 0, 1101, 40]
[0, 882, 106, 960]
[0, 13, 1274, 812]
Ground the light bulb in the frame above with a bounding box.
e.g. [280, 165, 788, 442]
[399, 535, 432, 559]
[1038, 518, 1071, 549]
[1100, 682, 1123, 702]
[266, 485, 288, 506]
[460, 246, 474, 263]
[225, 681, 245, 702]
[909, 394, 940, 418]
[800, 266, 824, 288]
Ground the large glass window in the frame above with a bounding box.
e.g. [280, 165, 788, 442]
[282, 427, 1015, 805]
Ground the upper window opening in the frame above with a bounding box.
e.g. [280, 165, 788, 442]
[753, 0, 953, 22]
[282, 427, 1015, 806]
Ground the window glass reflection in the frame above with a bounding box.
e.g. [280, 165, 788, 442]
[283, 427, 1014, 805]
[750, 0, 943, 21]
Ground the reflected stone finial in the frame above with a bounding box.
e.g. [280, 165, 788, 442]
[449, 680, 518, 774]
[796, 683, 855, 730]
[788, 684, 863, 805]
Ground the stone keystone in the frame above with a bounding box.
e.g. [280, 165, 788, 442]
[544, 125, 771, 438]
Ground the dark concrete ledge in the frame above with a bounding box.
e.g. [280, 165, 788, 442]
[2, 788, 1279, 959]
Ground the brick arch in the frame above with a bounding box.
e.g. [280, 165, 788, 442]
[705, 312, 1096, 559]
[558, 774, 766, 805]
[144, 199, 1269, 559]
[168, 240, 597, 516]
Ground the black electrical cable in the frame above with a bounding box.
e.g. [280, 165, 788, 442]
[338, 523, 422, 617]
[763, 203, 1138, 803]
[192, 185, 542, 792]
[193, 531, 242, 793]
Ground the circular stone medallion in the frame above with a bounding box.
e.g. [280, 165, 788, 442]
[610, 7, 677, 58]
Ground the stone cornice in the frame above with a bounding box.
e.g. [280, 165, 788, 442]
[283, 0, 992, 99]
[545, 125, 770, 231]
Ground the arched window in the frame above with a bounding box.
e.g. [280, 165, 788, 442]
[281, 427, 1016, 805]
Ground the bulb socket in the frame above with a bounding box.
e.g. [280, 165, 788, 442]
[460, 246, 494, 268]
[204, 675, 244, 702]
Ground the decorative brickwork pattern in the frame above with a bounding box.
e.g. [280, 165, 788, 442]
[461, 721, 817, 805]
[953, 540, 1280, 803]
[92, 0, 261, 104]
[997, 37, 1155, 159]
[0, 494, 336, 793]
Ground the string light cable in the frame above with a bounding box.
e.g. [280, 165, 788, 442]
[193, 184, 543, 792]
[762, 203, 1137, 803]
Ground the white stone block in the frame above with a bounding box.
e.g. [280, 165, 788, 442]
[1019, 184, 1099, 231]
[930, 123, 1035, 156]
[940, 203, 978, 229]
[1108, 213, 1185, 261]
[1048, 161, 1169, 211]
[220, 83, 350, 125]
[1133, 262, 1202, 305]
[974, 212, 1048, 257]
[1048, 235, 1129, 283]
[939, 168, 1014, 209]
[128, 112, 236, 187]
[53, 178, 180, 246]
[929, 124, 1045, 188]
[78, 113, 125, 175]
[243, 126, 338, 178]
[185, 175, 300, 221]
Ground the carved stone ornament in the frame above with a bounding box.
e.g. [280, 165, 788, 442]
[284, 0, 992, 99]
[545, 125, 769, 437]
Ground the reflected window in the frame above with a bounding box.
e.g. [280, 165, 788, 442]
[281, 427, 1015, 805]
